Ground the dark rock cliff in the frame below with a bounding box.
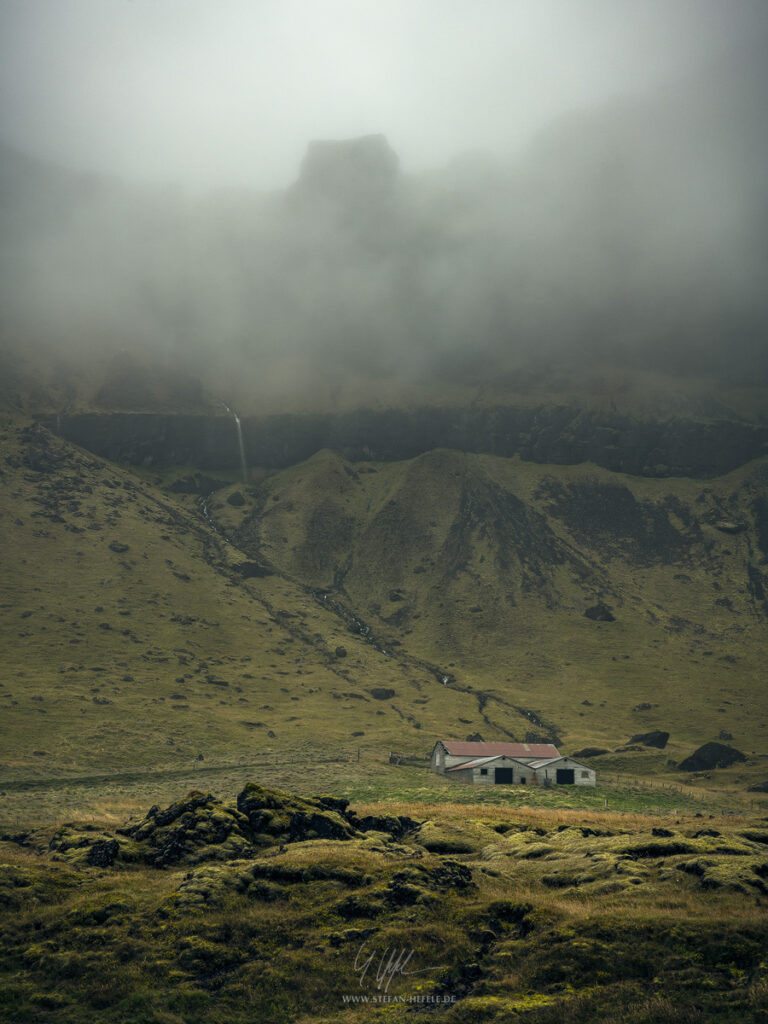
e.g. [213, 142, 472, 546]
[40, 406, 768, 478]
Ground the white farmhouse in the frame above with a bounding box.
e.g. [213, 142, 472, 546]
[431, 740, 596, 787]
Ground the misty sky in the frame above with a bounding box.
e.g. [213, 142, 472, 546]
[1, 0, 765, 190]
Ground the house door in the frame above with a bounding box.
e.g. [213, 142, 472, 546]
[494, 767, 514, 784]
[556, 768, 575, 785]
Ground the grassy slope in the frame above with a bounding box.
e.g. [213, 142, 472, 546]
[3, 413, 768, 824]
[225, 447, 768, 780]
[0, 418, 504, 801]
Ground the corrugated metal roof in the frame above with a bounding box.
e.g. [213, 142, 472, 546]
[441, 741, 560, 759]
[445, 757, 499, 772]
[527, 757, 562, 768]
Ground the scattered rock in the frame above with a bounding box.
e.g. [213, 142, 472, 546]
[227, 491, 245, 507]
[584, 603, 615, 622]
[679, 742, 747, 772]
[747, 781, 768, 793]
[629, 730, 670, 749]
[465, 733, 484, 742]
[368, 688, 395, 700]
[719, 729, 733, 741]
[236, 562, 273, 578]
[571, 747, 610, 758]
[713, 520, 745, 534]
[334, 646, 347, 659]
[633, 702, 653, 712]
[108, 541, 129, 553]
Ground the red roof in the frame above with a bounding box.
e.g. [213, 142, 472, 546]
[441, 741, 560, 759]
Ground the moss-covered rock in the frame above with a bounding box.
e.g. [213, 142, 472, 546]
[347, 812, 421, 838]
[117, 790, 256, 866]
[48, 826, 141, 867]
[236, 783, 360, 843]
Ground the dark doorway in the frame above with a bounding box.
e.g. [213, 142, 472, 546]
[494, 767, 514, 784]
[556, 768, 575, 785]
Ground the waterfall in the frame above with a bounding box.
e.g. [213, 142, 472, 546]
[221, 402, 248, 484]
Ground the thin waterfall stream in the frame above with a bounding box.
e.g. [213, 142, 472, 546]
[220, 402, 248, 484]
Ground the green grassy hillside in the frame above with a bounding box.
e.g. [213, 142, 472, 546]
[225, 447, 768, 772]
[0, 417, 535, 805]
[2, 412, 767, 822]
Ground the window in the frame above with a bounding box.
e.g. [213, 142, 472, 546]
[520, 777, 527, 784]
[581, 770, 590, 779]
[480, 768, 488, 776]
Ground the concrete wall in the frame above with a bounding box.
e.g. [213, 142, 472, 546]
[533, 758, 596, 787]
[445, 754, 597, 787]
[446, 757, 536, 785]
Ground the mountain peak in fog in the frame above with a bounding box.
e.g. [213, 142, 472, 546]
[294, 134, 399, 206]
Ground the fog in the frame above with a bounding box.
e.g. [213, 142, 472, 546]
[1, 1, 767, 412]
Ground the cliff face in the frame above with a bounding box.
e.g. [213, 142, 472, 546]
[44, 406, 768, 478]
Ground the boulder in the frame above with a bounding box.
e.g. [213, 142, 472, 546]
[571, 747, 610, 758]
[368, 687, 395, 700]
[629, 730, 670, 749]
[678, 742, 747, 772]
